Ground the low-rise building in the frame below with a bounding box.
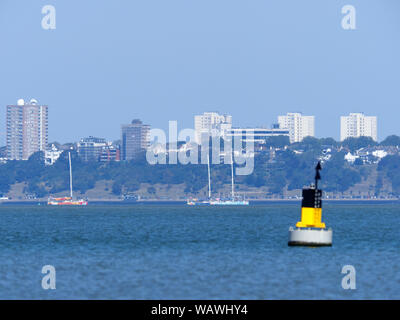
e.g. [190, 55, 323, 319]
[45, 144, 63, 165]
[100, 145, 120, 162]
[225, 126, 290, 145]
[78, 136, 107, 162]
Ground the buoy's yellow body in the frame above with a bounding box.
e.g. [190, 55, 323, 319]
[296, 207, 325, 229]
[295, 188, 326, 229]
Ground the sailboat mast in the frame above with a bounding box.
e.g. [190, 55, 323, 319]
[231, 152, 235, 201]
[68, 152, 73, 199]
[207, 153, 211, 199]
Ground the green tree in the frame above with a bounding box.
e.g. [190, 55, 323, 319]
[341, 136, 377, 152]
[265, 135, 290, 148]
[291, 137, 322, 152]
[380, 135, 400, 147]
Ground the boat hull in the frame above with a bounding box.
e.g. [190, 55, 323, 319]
[48, 200, 88, 206]
[210, 200, 249, 206]
[187, 200, 249, 206]
[187, 201, 211, 206]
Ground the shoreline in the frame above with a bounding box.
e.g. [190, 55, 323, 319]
[1, 198, 399, 205]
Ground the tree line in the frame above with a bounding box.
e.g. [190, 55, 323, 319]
[1, 135, 400, 198]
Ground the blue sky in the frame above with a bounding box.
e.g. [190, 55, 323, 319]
[0, 0, 399, 143]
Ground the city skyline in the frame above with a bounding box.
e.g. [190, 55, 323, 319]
[0, 1, 399, 144]
[0, 97, 388, 144]
[4, 99, 382, 160]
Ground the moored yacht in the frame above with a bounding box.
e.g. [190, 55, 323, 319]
[186, 151, 249, 206]
[48, 152, 88, 206]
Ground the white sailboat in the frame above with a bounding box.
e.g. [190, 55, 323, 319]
[209, 152, 249, 206]
[48, 152, 88, 206]
[187, 151, 249, 206]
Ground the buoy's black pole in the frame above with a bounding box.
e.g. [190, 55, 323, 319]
[315, 161, 322, 190]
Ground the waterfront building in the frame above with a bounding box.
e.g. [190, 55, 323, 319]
[121, 119, 150, 160]
[77, 136, 108, 162]
[6, 98, 48, 160]
[340, 113, 377, 141]
[194, 112, 232, 144]
[277, 112, 315, 143]
[225, 127, 290, 145]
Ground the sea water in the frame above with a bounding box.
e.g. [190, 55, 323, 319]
[0, 203, 399, 299]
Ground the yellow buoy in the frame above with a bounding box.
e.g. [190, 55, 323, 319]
[288, 161, 332, 246]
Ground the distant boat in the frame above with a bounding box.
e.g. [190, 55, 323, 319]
[210, 199, 249, 206]
[209, 152, 249, 206]
[48, 152, 88, 206]
[187, 199, 212, 206]
[186, 151, 249, 206]
[122, 194, 139, 203]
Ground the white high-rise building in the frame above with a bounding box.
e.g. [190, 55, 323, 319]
[340, 113, 377, 141]
[277, 112, 315, 143]
[194, 112, 232, 143]
[6, 98, 48, 160]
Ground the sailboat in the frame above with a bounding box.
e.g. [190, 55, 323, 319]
[186, 151, 249, 206]
[209, 152, 249, 206]
[47, 152, 88, 206]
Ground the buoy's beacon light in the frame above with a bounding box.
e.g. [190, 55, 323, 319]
[288, 161, 332, 246]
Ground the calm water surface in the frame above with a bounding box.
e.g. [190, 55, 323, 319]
[0, 204, 399, 299]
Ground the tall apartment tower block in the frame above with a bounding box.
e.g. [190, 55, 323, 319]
[6, 99, 48, 160]
[121, 119, 150, 161]
[194, 112, 232, 144]
[340, 113, 377, 141]
[278, 112, 315, 143]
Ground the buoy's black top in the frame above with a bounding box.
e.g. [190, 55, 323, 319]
[301, 188, 322, 209]
[301, 161, 323, 209]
